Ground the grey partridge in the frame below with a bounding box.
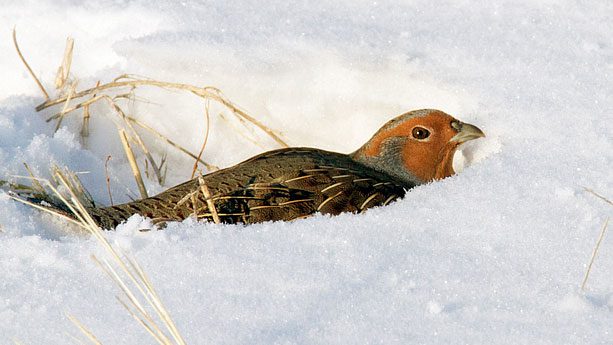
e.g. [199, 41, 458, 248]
[82, 109, 484, 228]
[10, 109, 484, 228]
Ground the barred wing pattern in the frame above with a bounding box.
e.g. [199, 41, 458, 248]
[88, 148, 410, 228]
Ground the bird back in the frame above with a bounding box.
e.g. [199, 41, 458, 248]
[89, 148, 410, 228]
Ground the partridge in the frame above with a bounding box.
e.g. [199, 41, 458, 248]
[11, 109, 483, 228]
[81, 109, 484, 228]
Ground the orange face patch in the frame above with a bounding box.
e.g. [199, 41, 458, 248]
[361, 110, 462, 182]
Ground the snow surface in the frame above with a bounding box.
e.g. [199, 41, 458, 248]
[1, 1, 612, 344]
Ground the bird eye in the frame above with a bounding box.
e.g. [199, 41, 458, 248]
[412, 127, 430, 140]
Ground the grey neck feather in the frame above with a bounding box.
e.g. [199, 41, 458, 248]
[348, 109, 438, 187]
[350, 136, 423, 187]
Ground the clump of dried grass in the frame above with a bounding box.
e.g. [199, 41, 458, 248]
[7, 165, 95, 229]
[9, 27, 294, 344]
[13, 29, 288, 200]
[8, 167, 186, 344]
[9, 29, 290, 344]
[46, 169, 187, 344]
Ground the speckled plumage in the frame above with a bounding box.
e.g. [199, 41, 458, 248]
[88, 148, 409, 228]
[15, 109, 484, 229]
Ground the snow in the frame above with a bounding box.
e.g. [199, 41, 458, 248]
[1, 0, 612, 344]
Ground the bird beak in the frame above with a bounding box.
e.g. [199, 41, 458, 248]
[450, 121, 485, 143]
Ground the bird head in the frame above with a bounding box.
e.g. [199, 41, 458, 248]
[351, 109, 485, 185]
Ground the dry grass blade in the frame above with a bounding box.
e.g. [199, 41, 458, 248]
[198, 173, 220, 224]
[55, 37, 75, 91]
[581, 217, 609, 291]
[67, 314, 103, 345]
[219, 112, 267, 149]
[8, 192, 82, 227]
[54, 82, 77, 132]
[104, 96, 164, 184]
[127, 116, 217, 171]
[92, 256, 172, 345]
[46, 94, 104, 123]
[51, 165, 95, 208]
[191, 99, 212, 179]
[0, 179, 42, 192]
[81, 103, 91, 139]
[65, 331, 88, 345]
[175, 190, 199, 210]
[200, 86, 288, 148]
[81, 81, 101, 141]
[584, 187, 613, 207]
[116, 296, 168, 345]
[12, 28, 50, 100]
[125, 256, 186, 345]
[23, 162, 45, 193]
[93, 256, 147, 316]
[119, 129, 149, 199]
[104, 156, 114, 206]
